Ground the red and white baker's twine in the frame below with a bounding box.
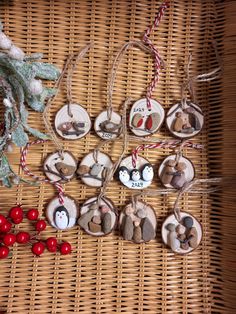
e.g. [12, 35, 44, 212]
[132, 140, 203, 168]
[20, 139, 65, 204]
[142, 1, 169, 109]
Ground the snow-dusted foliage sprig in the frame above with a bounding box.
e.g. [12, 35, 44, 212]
[0, 22, 61, 187]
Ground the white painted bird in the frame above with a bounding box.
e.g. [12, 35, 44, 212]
[54, 206, 70, 230]
[141, 163, 154, 182]
[130, 169, 141, 182]
[118, 166, 130, 183]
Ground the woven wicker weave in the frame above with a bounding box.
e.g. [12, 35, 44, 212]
[0, 0, 235, 313]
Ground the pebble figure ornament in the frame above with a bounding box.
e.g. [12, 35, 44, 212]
[54, 45, 92, 140]
[119, 201, 157, 243]
[77, 149, 113, 187]
[162, 211, 202, 254]
[128, 2, 169, 136]
[78, 196, 118, 236]
[166, 52, 221, 139]
[117, 156, 154, 189]
[158, 154, 195, 189]
[43, 151, 77, 183]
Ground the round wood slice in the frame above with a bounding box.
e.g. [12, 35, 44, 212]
[118, 155, 153, 189]
[158, 154, 195, 189]
[161, 211, 202, 254]
[119, 201, 157, 243]
[55, 103, 91, 140]
[166, 102, 204, 139]
[43, 151, 77, 183]
[129, 98, 165, 136]
[77, 151, 113, 187]
[94, 110, 122, 139]
[78, 196, 118, 236]
[46, 195, 79, 230]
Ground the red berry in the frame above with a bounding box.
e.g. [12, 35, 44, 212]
[26, 209, 39, 221]
[12, 216, 23, 224]
[46, 237, 57, 252]
[32, 242, 45, 256]
[0, 245, 9, 259]
[9, 206, 23, 220]
[3, 233, 16, 246]
[35, 220, 47, 232]
[0, 214, 6, 226]
[16, 232, 30, 244]
[60, 242, 71, 255]
[0, 221, 12, 233]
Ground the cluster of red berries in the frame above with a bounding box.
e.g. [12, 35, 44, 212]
[0, 206, 71, 259]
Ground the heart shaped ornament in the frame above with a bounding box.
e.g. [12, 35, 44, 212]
[94, 110, 122, 140]
[78, 196, 118, 236]
[117, 155, 154, 189]
[158, 154, 195, 189]
[43, 151, 77, 183]
[46, 195, 79, 230]
[129, 98, 165, 136]
[55, 104, 91, 140]
[166, 102, 204, 139]
[119, 201, 157, 243]
[161, 212, 202, 254]
[77, 151, 113, 187]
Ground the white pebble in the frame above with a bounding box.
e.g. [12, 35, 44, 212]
[29, 79, 43, 95]
[0, 32, 12, 50]
[3, 98, 12, 108]
[8, 45, 25, 60]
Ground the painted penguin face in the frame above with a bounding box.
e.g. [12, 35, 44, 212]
[131, 169, 141, 181]
[142, 164, 154, 181]
[118, 166, 130, 183]
[54, 206, 69, 230]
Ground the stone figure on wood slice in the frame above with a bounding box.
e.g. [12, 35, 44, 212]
[77, 151, 113, 187]
[161, 212, 202, 254]
[117, 156, 154, 190]
[78, 196, 118, 237]
[158, 154, 195, 189]
[55, 104, 91, 140]
[166, 102, 204, 139]
[43, 151, 77, 183]
[94, 110, 122, 140]
[46, 196, 79, 230]
[129, 98, 165, 136]
[119, 201, 157, 243]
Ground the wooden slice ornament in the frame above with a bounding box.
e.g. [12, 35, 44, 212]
[158, 154, 195, 189]
[78, 196, 118, 236]
[43, 151, 77, 183]
[129, 98, 165, 136]
[161, 211, 202, 254]
[117, 155, 154, 189]
[94, 110, 122, 140]
[46, 195, 79, 230]
[77, 151, 113, 187]
[55, 103, 91, 140]
[166, 101, 204, 139]
[119, 201, 157, 243]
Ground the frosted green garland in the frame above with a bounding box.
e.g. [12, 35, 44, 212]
[0, 22, 61, 187]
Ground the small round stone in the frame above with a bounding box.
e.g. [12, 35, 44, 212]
[134, 220, 140, 227]
[136, 208, 147, 219]
[100, 206, 110, 214]
[183, 216, 193, 228]
[176, 224, 186, 235]
[77, 165, 90, 176]
[92, 215, 101, 224]
[125, 205, 135, 216]
[166, 223, 175, 232]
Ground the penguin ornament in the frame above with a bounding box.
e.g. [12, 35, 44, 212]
[53, 206, 70, 230]
[46, 196, 79, 230]
[117, 156, 154, 189]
